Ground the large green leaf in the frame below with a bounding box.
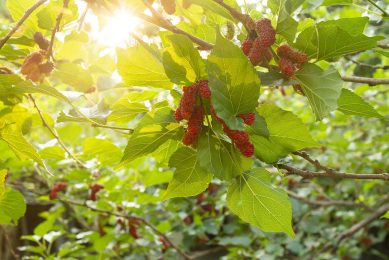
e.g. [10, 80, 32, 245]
[83, 138, 122, 165]
[117, 45, 171, 89]
[7, 0, 40, 37]
[0, 169, 6, 199]
[197, 132, 251, 181]
[0, 121, 46, 168]
[294, 18, 383, 61]
[187, 0, 235, 21]
[251, 104, 319, 163]
[164, 147, 212, 199]
[162, 34, 206, 84]
[295, 63, 343, 120]
[108, 95, 148, 123]
[207, 33, 260, 130]
[337, 89, 383, 118]
[0, 188, 26, 225]
[227, 168, 294, 237]
[54, 63, 94, 93]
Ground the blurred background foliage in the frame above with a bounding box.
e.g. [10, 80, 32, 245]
[0, 0, 388, 259]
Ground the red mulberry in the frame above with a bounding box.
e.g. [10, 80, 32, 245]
[182, 106, 204, 146]
[279, 58, 295, 78]
[255, 18, 275, 47]
[198, 80, 211, 99]
[179, 85, 198, 119]
[239, 112, 255, 125]
[277, 44, 308, 65]
[241, 39, 253, 56]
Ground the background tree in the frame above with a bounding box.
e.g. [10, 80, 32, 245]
[0, 0, 388, 259]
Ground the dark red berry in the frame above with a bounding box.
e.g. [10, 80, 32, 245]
[33, 32, 50, 51]
[279, 58, 295, 77]
[255, 18, 275, 47]
[239, 112, 255, 125]
[198, 80, 211, 99]
[241, 39, 253, 56]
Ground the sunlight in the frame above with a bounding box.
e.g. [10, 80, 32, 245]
[88, 8, 140, 48]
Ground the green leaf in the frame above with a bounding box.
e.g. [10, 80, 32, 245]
[162, 34, 206, 84]
[295, 63, 343, 120]
[117, 45, 171, 89]
[251, 104, 319, 163]
[207, 33, 260, 130]
[197, 132, 250, 181]
[268, 0, 304, 14]
[7, 0, 40, 37]
[54, 63, 94, 93]
[0, 169, 7, 199]
[258, 71, 299, 86]
[227, 168, 294, 237]
[164, 147, 212, 199]
[0, 121, 46, 168]
[0, 188, 26, 224]
[322, 0, 352, 5]
[337, 89, 383, 118]
[108, 95, 148, 123]
[83, 138, 123, 165]
[188, 0, 235, 21]
[294, 18, 383, 61]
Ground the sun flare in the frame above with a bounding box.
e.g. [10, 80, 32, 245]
[88, 8, 140, 48]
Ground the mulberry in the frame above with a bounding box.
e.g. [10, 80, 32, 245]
[198, 80, 211, 99]
[279, 58, 295, 78]
[239, 112, 255, 125]
[33, 32, 49, 51]
[161, 0, 176, 14]
[255, 18, 275, 47]
[277, 44, 308, 65]
[21, 51, 53, 82]
[179, 85, 198, 119]
[241, 39, 253, 56]
[182, 106, 204, 146]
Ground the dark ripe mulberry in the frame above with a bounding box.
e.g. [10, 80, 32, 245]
[241, 39, 253, 56]
[279, 58, 295, 78]
[161, 0, 176, 14]
[174, 107, 183, 121]
[239, 112, 255, 125]
[38, 62, 54, 74]
[277, 44, 308, 65]
[255, 18, 275, 47]
[198, 80, 211, 99]
[33, 32, 50, 51]
[240, 143, 254, 157]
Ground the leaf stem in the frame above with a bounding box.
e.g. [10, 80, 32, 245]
[366, 0, 388, 17]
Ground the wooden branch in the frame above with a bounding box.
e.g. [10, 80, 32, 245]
[212, 0, 250, 28]
[344, 56, 389, 70]
[293, 151, 336, 173]
[0, 225, 19, 260]
[341, 75, 389, 86]
[60, 199, 191, 259]
[320, 200, 389, 252]
[378, 41, 389, 49]
[29, 94, 86, 168]
[286, 190, 369, 210]
[277, 164, 389, 181]
[0, 0, 47, 50]
[46, 0, 70, 59]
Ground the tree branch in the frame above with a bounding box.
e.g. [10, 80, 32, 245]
[0, 0, 48, 50]
[0, 225, 19, 260]
[46, 0, 70, 59]
[378, 41, 389, 49]
[320, 200, 389, 253]
[29, 94, 86, 168]
[212, 0, 251, 30]
[366, 0, 388, 17]
[286, 190, 369, 210]
[344, 56, 389, 70]
[341, 75, 389, 86]
[277, 164, 389, 181]
[60, 199, 191, 259]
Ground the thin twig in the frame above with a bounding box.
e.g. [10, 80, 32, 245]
[366, 0, 388, 17]
[293, 151, 335, 173]
[286, 190, 369, 210]
[60, 199, 191, 259]
[29, 94, 86, 168]
[320, 200, 389, 253]
[341, 75, 389, 86]
[277, 164, 389, 181]
[378, 41, 389, 49]
[0, 0, 48, 49]
[46, 0, 70, 59]
[139, 1, 213, 50]
[344, 56, 389, 70]
[212, 0, 251, 30]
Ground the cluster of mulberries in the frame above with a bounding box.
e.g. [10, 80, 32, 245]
[49, 182, 67, 200]
[277, 44, 308, 77]
[89, 183, 104, 201]
[211, 106, 255, 157]
[241, 18, 275, 66]
[21, 51, 54, 82]
[175, 80, 210, 146]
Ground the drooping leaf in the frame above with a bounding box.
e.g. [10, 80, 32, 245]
[197, 132, 251, 181]
[294, 18, 383, 61]
[337, 89, 383, 118]
[164, 147, 212, 199]
[117, 45, 171, 89]
[207, 33, 260, 130]
[251, 104, 319, 163]
[295, 63, 343, 120]
[227, 168, 294, 237]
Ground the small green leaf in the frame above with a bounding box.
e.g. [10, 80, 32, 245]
[117, 45, 171, 89]
[0, 188, 26, 224]
[227, 168, 294, 237]
[337, 89, 383, 118]
[108, 94, 149, 123]
[164, 147, 212, 199]
[295, 63, 343, 120]
[251, 104, 319, 163]
[207, 33, 260, 130]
